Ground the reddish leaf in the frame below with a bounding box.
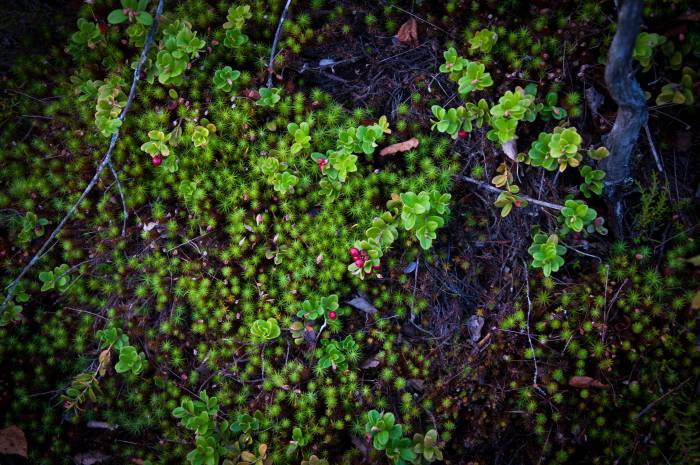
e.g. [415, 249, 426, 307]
[379, 137, 420, 157]
[568, 376, 609, 389]
[0, 425, 27, 458]
[396, 18, 418, 47]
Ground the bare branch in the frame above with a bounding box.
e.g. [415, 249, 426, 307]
[108, 161, 128, 237]
[266, 0, 293, 88]
[1, 0, 165, 317]
[460, 176, 564, 211]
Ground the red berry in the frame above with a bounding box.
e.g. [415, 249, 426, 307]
[458, 129, 468, 139]
[373, 264, 381, 271]
[350, 247, 360, 258]
[354, 258, 364, 267]
[328, 311, 337, 320]
[514, 200, 522, 208]
[152, 154, 163, 166]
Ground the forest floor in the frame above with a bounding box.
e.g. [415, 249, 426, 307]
[0, 1, 699, 465]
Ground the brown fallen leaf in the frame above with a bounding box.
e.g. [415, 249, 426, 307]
[568, 376, 609, 389]
[379, 137, 419, 157]
[396, 18, 418, 47]
[0, 425, 27, 458]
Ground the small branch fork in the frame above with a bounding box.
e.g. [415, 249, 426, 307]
[108, 161, 128, 237]
[523, 261, 545, 395]
[266, 0, 293, 88]
[0, 0, 165, 317]
[460, 176, 565, 211]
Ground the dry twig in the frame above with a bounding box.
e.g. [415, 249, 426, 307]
[0, 0, 165, 318]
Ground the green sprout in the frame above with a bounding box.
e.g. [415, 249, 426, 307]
[107, 0, 153, 26]
[213, 66, 241, 93]
[457, 61, 493, 96]
[250, 318, 281, 342]
[528, 233, 566, 277]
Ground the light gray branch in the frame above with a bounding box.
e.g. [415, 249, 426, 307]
[1, 0, 165, 317]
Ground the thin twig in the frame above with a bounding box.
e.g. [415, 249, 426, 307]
[523, 261, 544, 394]
[266, 0, 292, 88]
[563, 244, 602, 262]
[0, 0, 165, 317]
[389, 5, 452, 36]
[633, 378, 691, 420]
[410, 256, 420, 323]
[316, 317, 328, 341]
[108, 161, 128, 237]
[460, 176, 565, 211]
[643, 123, 664, 173]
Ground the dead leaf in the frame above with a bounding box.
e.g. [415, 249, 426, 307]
[396, 18, 418, 47]
[0, 425, 27, 458]
[502, 139, 518, 162]
[408, 378, 425, 391]
[142, 222, 159, 232]
[347, 294, 378, 314]
[73, 451, 110, 465]
[466, 315, 485, 342]
[360, 357, 380, 369]
[568, 376, 609, 389]
[379, 137, 419, 157]
[691, 290, 700, 310]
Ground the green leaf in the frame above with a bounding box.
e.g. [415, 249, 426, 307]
[107, 9, 128, 24]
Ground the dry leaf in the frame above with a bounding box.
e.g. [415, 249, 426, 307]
[142, 222, 159, 232]
[361, 357, 380, 369]
[691, 290, 700, 310]
[466, 315, 485, 342]
[568, 376, 609, 389]
[73, 451, 110, 465]
[502, 139, 518, 162]
[379, 137, 419, 157]
[396, 18, 418, 47]
[347, 294, 378, 314]
[0, 425, 27, 458]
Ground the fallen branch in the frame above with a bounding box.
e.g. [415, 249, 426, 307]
[0, 0, 165, 317]
[266, 0, 293, 88]
[460, 176, 564, 211]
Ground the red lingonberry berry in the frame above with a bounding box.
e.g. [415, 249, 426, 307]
[328, 311, 337, 320]
[354, 258, 364, 268]
[152, 154, 163, 166]
[458, 129, 468, 139]
[514, 200, 522, 208]
[350, 247, 360, 258]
